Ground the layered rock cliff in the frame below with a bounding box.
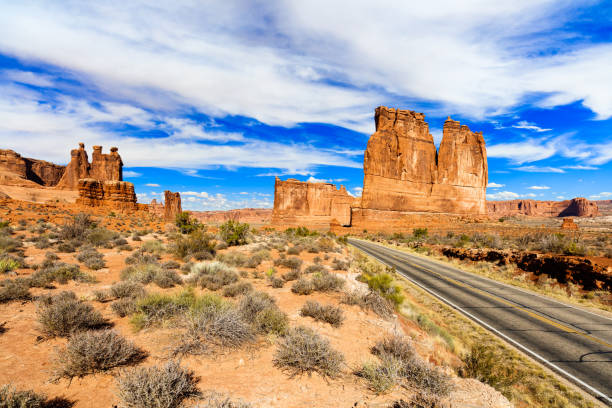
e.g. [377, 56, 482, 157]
[76, 179, 137, 210]
[487, 198, 599, 217]
[0, 149, 65, 187]
[164, 191, 182, 222]
[361, 107, 487, 214]
[271, 178, 356, 228]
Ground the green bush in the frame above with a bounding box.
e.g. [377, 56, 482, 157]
[186, 262, 239, 291]
[312, 271, 345, 292]
[110, 281, 146, 299]
[116, 360, 201, 408]
[253, 307, 289, 336]
[359, 271, 404, 307]
[412, 228, 428, 239]
[291, 278, 314, 295]
[219, 220, 250, 246]
[0, 257, 21, 274]
[29, 262, 92, 287]
[76, 247, 106, 270]
[168, 230, 216, 260]
[175, 212, 201, 234]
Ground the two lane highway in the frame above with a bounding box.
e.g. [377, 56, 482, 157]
[349, 238, 612, 404]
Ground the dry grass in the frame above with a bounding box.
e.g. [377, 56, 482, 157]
[37, 291, 107, 337]
[341, 290, 394, 319]
[300, 301, 345, 328]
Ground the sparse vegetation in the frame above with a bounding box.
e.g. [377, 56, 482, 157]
[186, 262, 239, 291]
[0, 384, 47, 407]
[76, 247, 106, 270]
[219, 220, 249, 246]
[116, 360, 201, 408]
[341, 290, 394, 319]
[37, 291, 107, 337]
[273, 326, 344, 378]
[0, 279, 30, 303]
[300, 301, 345, 327]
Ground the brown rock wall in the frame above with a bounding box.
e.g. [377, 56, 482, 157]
[487, 198, 599, 217]
[0, 149, 65, 187]
[76, 178, 137, 210]
[57, 143, 123, 190]
[163, 191, 182, 222]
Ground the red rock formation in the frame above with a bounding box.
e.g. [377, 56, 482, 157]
[90, 146, 123, 181]
[164, 191, 182, 222]
[149, 198, 164, 218]
[57, 143, 91, 190]
[595, 200, 612, 216]
[191, 208, 273, 224]
[56, 144, 123, 190]
[561, 218, 578, 230]
[271, 178, 355, 229]
[361, 107, 487, 215]
[76, 178, 137, 210]
[487, 198, 600, 217]
[0, 149, 65, 187]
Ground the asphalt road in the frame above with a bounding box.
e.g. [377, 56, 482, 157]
[348, 238, 612, 405]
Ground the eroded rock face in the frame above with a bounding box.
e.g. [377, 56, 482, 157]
[487, 198, 600, 217]
[0, 149, 65, 186]
[361, 107, 487, 215]
[76, 178, 137, 210]
[57, 143, 123, 190]
[561, 218, 578, 230]
[164, 191, 182, 222]
[271, 178, 355, 228]
[191, 208, 273, 224]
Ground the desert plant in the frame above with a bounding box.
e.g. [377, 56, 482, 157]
[304, 264, 326, 274]
[0, 384, 47, 407]
[121, 263, 160, 284]
[222, 282, 253, 297]
[291, 278, 314, 295]
[216, 250, 248, 267]
[300, 301, 345, 327]
[357, 354, 404, 393]
[0, 256, 21, 274]
[59, 213, 95, 241]
[116, 360, 201, 408]
[186, 262, 239, 291]
[37, 291, 107, 337]
[86, 227, 118, 247]
[372, 334, 414, 362]
[188, 307, 254, 348]
[195, 393, 252, 408]
[168, 230, 216, 260]
[112, 298, 138, 318]
[331, 258, 349, 271]
[0, 279, 30, 303]
[274, 256, 302, 270]
[53, 330, 146, 380]
[238, 291, 276, 321]
[359, 271, 404, 307]
[281, 268, 300, 282]
[29, 262, 92, 287]
[253, 307, 289, 336]
[153, 269, 182, 288]
[219, 220, 249, 246]
[268, 276, 284, 288]
[76, 247, 106, 270]
[175, 212, 201, 234]
[111, 281, 146, 299]
[273, 326, 344, 378]
[312, 271, 345, 292]
[341, 290, 394, 319]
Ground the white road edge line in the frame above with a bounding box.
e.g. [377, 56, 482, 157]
[355, 238, 612, 323]
[350, 241, 612, 405]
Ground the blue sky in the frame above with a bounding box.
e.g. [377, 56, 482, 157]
[0, 1, 611, 210]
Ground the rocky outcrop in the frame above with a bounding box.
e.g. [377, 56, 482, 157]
[271, 178, 356, 228]
[0, 149, 65, 187]
[487, 198, 600, 217]
[149, 199, 164, 218]
[57, 143, 123, 190]
[191, 208, 273, 224]
[76, 178, 137, 210]
[595, 200, 612, 216]
[164, 191, 182, 222]
[361, 107, 487, 215]
[561, 218, 578, 230]
[440, 247, 612, 290]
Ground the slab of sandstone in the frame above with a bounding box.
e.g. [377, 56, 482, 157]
[487, 197, 600, 217]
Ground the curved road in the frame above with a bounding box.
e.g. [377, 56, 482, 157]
[348, 238, 612, 405]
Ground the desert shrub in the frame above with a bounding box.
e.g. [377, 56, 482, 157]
[116, 360, 201, 408]
[253, 307, 289, 336]
[317, 237, 336, 252]
[273, 326, 344, 378]
[222, 282, 253, 297]
[121, 263, 161, 284]
[86, 227, 119, 247]
[196, 393, 252, 408]
[0, 235, 21, 253]
[401, 355, 452, 397]
[281, 268, 300, 281]
[60, 213, 95, 241]
[76, 247, 106, 270]
[33, 235, 52, 249]
[216, 250, 248, 267]
[125, 249, 159, 266]
[274, 256, 302, 270]
[186, 262, 239, 291]
[372, 334, 415, 361]
[300, 301, 345, 327]
[413, 228, 428, 239]
[168, 230, 216, 260]
[268, 276, 284, 288]
[188, 306, 254, 348]
[238, 291, 276, 321]
[37, 291, 106, 337]
[113, 237, 129, 247]
[53, 330, 146, 380]
[112, 298, 138, 317]
[93, 289, 112, 302]
[0, 384, 47, 407]
[162, 260, 181, 270]
[341, 290, 394, 319]
[304, 264, 326, 274]
[130, 293, 188, 330]
[284, 226, 317, 237]
[219, 220, 249, 246]
[359, 271, 404, 307]
[215, 241, 228, 251]
[111, 281, 146, 299]
[153, 269, 182, 288]
[175, 212, 201, 234]
[245, 249, 270, 268]
[0, 279, 30, 303]
[460, 343, 525, 398]
[357, 354, 404, 393]
[286, 246, 302, 255]
[30, 262, 92, 287]
[331, 258, 349, 271]
[56, 242, 76, 253]
[291, 278, 314, 295]
[312, 271, 344, 292]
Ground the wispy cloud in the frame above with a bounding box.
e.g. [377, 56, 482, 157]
[145, 183, 160, 187]
[487, 182, 505, 188]
[123, 170, 142, 178]
[511, 121, 551, 132]
[514, 165, 565, 173]
[527, 185, 550, 190]
[487, 191, 520, 200]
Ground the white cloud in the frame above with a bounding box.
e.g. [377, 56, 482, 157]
[145, 183, 160, 187]
[527, 185, 550, 190]
[487, 138, 560, 164]
[562, 165, 598, 170]
[590, 191, 612, 199]
[123, 170, 142, 177]
[487, 182, 504, 188]
[0, 0, 611, 134]
[487, 191, 520, 200]
[177, 190, 272, 211]
[306, 176, 328, 183]
[514, 166, 565, 173]
[511, 121, 551, 132]
[524, 193, 537, 197]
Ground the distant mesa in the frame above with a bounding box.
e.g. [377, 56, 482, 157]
[487, 197, 600, 218]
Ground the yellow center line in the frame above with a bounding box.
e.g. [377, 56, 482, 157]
[365, 243, 612, 350]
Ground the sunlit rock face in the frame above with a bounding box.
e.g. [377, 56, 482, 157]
[76, 179, 137, 210]
[487, 198, 600, 217]
[57, 143, 123, 190]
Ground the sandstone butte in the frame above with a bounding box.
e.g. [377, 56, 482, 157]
[163, 190, 182, 221]
[271, 106, 602, 232]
